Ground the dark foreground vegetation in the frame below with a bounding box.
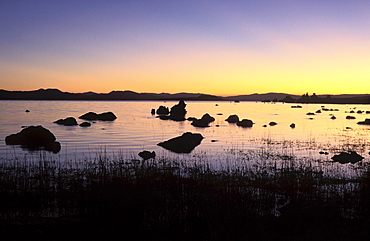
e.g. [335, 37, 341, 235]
[1, 152, 370, 240]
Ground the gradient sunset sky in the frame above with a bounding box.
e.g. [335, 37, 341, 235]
[1, 0, 369, 96]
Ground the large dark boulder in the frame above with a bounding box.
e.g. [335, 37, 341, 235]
[79, 112, 117, 121]
[169, 100, 187, 121]
[225, 114, 239, 123]
[157, 132, 203, 153]
[5, 125, 60, 153]
[54, 117, 78, 126]
[191, 113, 215, 127]
[331, 151, 364, 164]
[357, 119, 370, 125]
[236, 119, 254, 127]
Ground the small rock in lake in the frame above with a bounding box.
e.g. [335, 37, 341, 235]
[54, 117, 78, 126]
[157, 132, 203, 153]
[211, 140, 218, 142]
[237, 119, 254, 127]
[357, 119, 370, 125]
[138, 150, 156, 160]
[269, 122, 277, 126]
[79, 122, 91, 127]
[151, 109, 156, 115]
[225, 114, 239, 123]
[306, 112, 315, 115]
[331, 116, 336, 120]
[156, 106, 169, 115]
[25, 110, 30, 112]
[331, 151, 364, 164]
[290, 123, 295, 128]
[263, 125, 267, 127]
[79, 112, 117, 121]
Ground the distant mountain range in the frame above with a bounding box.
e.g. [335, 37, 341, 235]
[1, 88, 370, 103]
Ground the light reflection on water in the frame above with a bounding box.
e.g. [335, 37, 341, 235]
[1, 100, 370, 164]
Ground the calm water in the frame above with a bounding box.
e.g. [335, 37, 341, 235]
[1, 100, 370, 163]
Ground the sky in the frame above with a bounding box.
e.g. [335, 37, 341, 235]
[1, 0, 370, 96]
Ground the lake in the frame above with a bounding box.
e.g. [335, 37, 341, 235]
[1, 100, 370, 166]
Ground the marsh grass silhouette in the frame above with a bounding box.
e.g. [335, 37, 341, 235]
[0, 149, 370, 240]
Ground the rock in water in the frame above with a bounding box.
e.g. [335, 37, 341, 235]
[225, 114, 239, 123]
[79, 112, 117, 121]
[191, 113, 215, 127]
[156, 106, 169, 115]
[157, 132, 203, 153]
[5, 125, 61, 153]
[236, 119, 254, 127]
[331, 151, 364, 164]
[138, 151, 156, 160]
[169, 100, 187, 121]
[357, 119, 370, 125]
[54, 117, 78, 126]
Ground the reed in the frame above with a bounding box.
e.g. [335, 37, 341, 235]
[0, 149, 369, 240]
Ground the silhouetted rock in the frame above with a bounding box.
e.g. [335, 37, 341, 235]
[357, 119, 370, 125]
[331, 115, 336, 120]
[25, 109, 30, 112]
[45, 141, 61, 153]
[5, 125, 60, 153]
[79, 112, 117, 121]
[138, 150, 156, 160]
[156, 106, 169, 115]
[306, 112, 315, 115]
[346, 116, 356, 119]
[79, 122, 91, 127]
[157, 132, 203, 153]
[169, 100, 187, 121]
[316, 109, 321, 113]
[331, 151, 364, 164]
[269, 121, 277, 126]
[191, 113, 215, 127]
[151, 109, 155, 115]
[54, 117, 78, 126]
[291, 105, 302, 108]
[225, 114, 239, 123]
[237, 119, 253, 127]
[290, 123, 296, 128]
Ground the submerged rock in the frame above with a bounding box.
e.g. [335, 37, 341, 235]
[54, 117, 78, 126]
[331, 151, 364, 164]
[157, 132, 203, 153]
[79, 112, 117, 121]
[357, 119, 370, 125]
[138, 150, 156, 160]
[5, 125, 60, 153]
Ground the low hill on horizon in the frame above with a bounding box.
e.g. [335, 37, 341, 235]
[1, 88, 370, 103]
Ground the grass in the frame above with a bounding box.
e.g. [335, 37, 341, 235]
[0, 149, 370, 240]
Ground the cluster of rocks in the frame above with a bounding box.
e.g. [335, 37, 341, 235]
[225, 114, 254, 127]
[6, 111, 117, 154]
[155, 100, 187, 121]
[54, 111, 117, 127]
